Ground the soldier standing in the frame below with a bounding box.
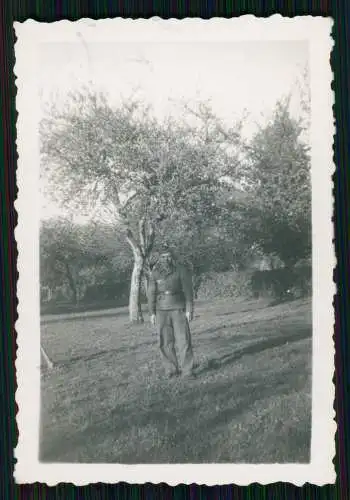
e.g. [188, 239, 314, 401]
[148, 250, 195, 378]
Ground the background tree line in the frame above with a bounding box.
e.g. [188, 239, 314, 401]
[40, 85, 311, 319]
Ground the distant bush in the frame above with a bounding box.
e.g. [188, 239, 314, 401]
[40, 263, 312, 316]
[83, 280, 130, 303]
[40, 277, 147, 316]
[197, 271, 253, 300]
[291, 264, 312, 297]
[250, 265, 311, 301]
[196, 264, 311, 302]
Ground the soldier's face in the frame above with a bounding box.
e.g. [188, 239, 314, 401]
[160, 253, 173, 266]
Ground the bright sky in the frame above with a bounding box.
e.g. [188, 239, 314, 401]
[39, 40, 309, 220]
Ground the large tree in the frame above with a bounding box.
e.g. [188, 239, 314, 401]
[40, 91, 242, 321]
[236, 97, 311, 267]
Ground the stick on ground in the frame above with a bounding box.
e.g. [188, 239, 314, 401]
[41, 344, 54, 370]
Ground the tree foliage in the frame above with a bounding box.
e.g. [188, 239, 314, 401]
[40, 87, 312, 313]
[41, 92, 240, 223]
[236, 98, 311, 266]
[40, 218, 133, 305]
[40, 90, 243, 319]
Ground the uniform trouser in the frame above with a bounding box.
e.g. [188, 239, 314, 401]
[156, 309, 194, 375]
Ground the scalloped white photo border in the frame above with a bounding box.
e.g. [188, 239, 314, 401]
[13, 16, 336, 486]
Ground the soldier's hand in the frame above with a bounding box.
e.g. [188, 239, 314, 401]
[186, 311, 193, 322]
[150, 314, 156, 326]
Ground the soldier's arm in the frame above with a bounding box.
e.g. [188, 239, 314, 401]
[147, 274, 157, 315]
[180, 266, 194, 316]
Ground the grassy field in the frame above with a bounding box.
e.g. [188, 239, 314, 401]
[40, 296, 312, 463]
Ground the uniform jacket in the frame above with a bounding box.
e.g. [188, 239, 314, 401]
[148, 262, 193, 315]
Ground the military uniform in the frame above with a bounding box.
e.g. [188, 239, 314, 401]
[148, 257, 194, 376]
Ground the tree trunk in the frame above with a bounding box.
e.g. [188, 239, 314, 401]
[142, 274, 149, 298]
[65, 262, 78, 305]
[129, 256, 144, 323]
[142, 260, 152, 297]
[126, 219, 155, 323]
[193, 275, 202, 299]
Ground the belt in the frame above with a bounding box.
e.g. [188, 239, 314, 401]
[158, 291, 181, 296]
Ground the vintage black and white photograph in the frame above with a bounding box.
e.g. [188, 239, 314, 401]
[14, 17, 335, 485]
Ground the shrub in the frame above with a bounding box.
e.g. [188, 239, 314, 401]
[197, 271, 253, 300]
[250, 265, 311, 301]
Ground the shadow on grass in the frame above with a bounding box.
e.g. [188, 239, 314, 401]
[216, 303, 269, 318]
[41, 308, 130, 325]
[196, 326, 311, 375]
[40, 355, 310, 463]
[199, 316, 283, 337]
[39, 298, 312, 463]
[215, 298, 308, 319]
[55, 338, 156, 368]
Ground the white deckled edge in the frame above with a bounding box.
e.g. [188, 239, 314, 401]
[13, 15, 336, 486]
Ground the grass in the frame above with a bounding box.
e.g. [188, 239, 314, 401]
[40, 296, 312, 463]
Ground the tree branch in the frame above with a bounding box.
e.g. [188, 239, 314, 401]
[119, 191, 139, 215]
[139, 218, 147, 254]
[126, 228, 142, 257]
[145, 223, 155, 257]
[185, 177, 221, 190]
